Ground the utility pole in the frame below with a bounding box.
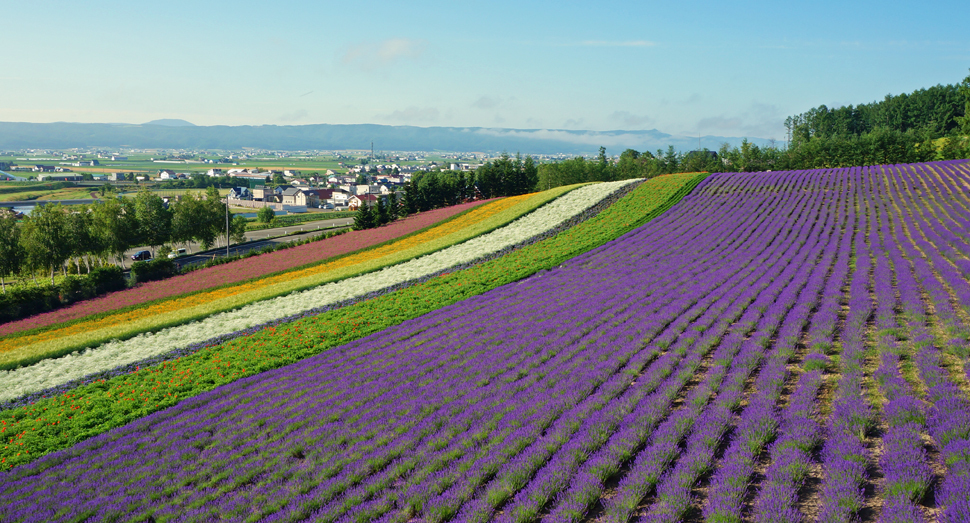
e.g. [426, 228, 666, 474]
[225, 196, 230, 257]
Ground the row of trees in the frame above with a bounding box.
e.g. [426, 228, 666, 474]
[778, 70, 970, 169]
[536, 146, 730, 190]
[0, 187, 246, 289]
[353, 193, 401, 230]
[786, 81, 968, 142]
[397, 153, 540, 214]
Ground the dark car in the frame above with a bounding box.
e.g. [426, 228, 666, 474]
[131, 250, 152, 261]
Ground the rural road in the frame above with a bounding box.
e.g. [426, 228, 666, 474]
[120, 217, 355, 268]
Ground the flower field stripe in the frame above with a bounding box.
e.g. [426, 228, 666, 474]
[872, 164, 970, 521]
[0, 182, 633, 399]
[6, 163, 970, 520]
[398, 174, 820, 523]
[391, 176, 807, 523]
[642, 170, 847, 522]
[492, 170, 842, 523]
[5, 171, 800, 520]
[0, 200, 496, 338]
[748, 173, 857, 521]
[0, 192, 537, 362]
[0, 173, 706, 472]
[0, 185, 584, 370]
[3, 170, 756, 516]
[698, 177, 852, 523]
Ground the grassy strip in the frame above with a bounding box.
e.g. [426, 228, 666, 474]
[242, 211, 355, 231]
[0, 200, 494, 341]
[0, 173, 706, 471]
[0, 188, 575, 369]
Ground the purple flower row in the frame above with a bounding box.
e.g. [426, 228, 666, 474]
[702, 175, 852, 523]
[4, 162, 970, 521]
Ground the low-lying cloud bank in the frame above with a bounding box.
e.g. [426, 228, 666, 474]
[0, 121, 773, 154]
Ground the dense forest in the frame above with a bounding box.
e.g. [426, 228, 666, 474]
[534, 70, 970, 188]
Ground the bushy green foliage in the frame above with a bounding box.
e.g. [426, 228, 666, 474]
[0, 266, 125, 323]
[256, 206, 275, 224]
[131, 258, 179, 284]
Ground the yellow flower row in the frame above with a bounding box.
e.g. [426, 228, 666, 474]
[0, 186, 581, 369]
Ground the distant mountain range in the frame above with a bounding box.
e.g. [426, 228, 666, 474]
[0, 121, 773, 155]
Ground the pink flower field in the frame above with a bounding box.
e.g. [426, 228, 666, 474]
[0, 201, 489, 337]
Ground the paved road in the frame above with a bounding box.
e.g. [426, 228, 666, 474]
[121, 218, 355, 268]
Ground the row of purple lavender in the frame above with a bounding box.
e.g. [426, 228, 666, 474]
[3, 161, 970, 522]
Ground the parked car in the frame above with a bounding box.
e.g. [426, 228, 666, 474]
[131, 250, 152, 261]
[167, 248, 187, 259]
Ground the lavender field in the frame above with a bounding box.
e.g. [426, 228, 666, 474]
[3, 161, 970, 522]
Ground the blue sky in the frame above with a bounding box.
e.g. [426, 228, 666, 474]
[3, 0, 968, 141]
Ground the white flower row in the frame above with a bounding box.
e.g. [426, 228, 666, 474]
[0, 180, 639, 402]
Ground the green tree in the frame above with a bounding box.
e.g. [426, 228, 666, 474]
[957, 69, 970, 135]
[387, 192, 399, 221]
[64, 209, 94, 274]
[20, 203, 71, 285]
[0, 210, 24, 293]
[170, 197, 203, 253]
[521, 156, 539, 194]
[91, 198, 138, 269]
[353, 201, 374, 230]
[375, 196, 390, 226]
[229, 215, 247, 245]
[256, 206, 275, 224]
[134, 190, 172, 257]
[402, 179, 419, 215]
[195, 186, 226, 250]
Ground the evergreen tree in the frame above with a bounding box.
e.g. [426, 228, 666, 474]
[388, 192, 399, 221]
[376, 196, 390, 226]
[353, 201, 374, 230]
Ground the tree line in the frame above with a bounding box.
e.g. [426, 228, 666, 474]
[399, 153, 539, 214]
[534, 71, 970, 190]
[779, 70, 970, 169]
[353, 153, 540, 230]
[0, 187, 246, 289]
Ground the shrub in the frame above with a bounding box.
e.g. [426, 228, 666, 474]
[58, 275, 96, 305]
[88, 266, 127, 294]
[0, 286, 60, 323]
[131, 259, 179, 284]
[257, 206, 276, 224]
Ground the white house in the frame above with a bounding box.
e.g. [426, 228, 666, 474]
[331, 190, 351, 206]
[348, 193, 380, 210]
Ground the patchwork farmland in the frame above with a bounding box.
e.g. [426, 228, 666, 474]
[2, 162, 970, 522]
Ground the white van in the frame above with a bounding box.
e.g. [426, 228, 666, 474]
[167, 248, 187, 259]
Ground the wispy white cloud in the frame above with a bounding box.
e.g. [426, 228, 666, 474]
[693, 102, 784, 139]
[473, 128, 655, 148]
[579, 40, 656, 47]
[472, 96, 502, 110]
[379, 106, 439, 123]
[278, 109, 309, 122]
[609, 111, 653, 128]
[342, 38, 428, 71]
